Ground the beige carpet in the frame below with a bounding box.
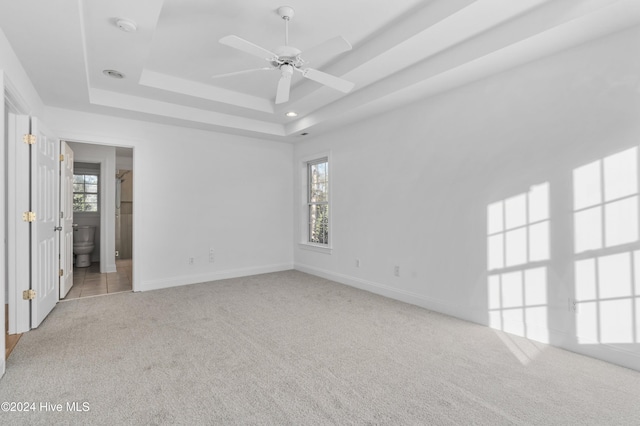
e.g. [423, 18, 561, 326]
[1, 270, 639, 425]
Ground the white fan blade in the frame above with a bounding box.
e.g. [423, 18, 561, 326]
[275, 74, 292, 104]
[219, 35, 278, 61]
[212, 67, 275, 79]
[301, 68, 354, 93]
[303, 36, 352, 64]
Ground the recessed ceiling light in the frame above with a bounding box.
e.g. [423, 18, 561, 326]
[285, 111, 298, 117]
[103, 69, 125, 79]
[115, 18, 137, 32]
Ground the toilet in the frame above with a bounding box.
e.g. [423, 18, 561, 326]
[73, 225, 96, 268]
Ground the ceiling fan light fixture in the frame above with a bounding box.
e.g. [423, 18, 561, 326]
[285, 111, 298, 117]
[115, 18, 137, 32]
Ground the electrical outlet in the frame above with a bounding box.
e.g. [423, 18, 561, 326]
[209, 248, 215, 263]
[115, 250, 119, 257]
[394, 265, 400, 277]
[188, 257, 194, 265]
[568, 297, 578, 313]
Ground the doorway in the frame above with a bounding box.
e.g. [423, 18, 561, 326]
[61, 143, 134, 301]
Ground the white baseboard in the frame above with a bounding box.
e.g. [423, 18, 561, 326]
[140, 263, 294, 292]
[295, 263, 640, 372]
[294, 263, 464, 319]
[547, 329, 640, 371]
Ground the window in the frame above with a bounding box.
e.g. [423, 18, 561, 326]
[73, 173, 99, 212]
[307, 158, 329, 245]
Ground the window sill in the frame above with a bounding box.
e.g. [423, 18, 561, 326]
[298, 243, 332, 255]
[74, 211, 100, 217]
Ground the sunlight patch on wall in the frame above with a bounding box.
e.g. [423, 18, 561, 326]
[489, 267, 548, 343]
[573, 147, 639, 253]
[573, 147, 640, 345]
[487, 183, 550, 345]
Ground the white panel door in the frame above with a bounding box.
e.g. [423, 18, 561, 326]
[30, 118, 59, 328]
[59, 141, 74, 298]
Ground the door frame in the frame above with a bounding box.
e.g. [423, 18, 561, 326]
[1, 71, 5, 377]
[3, 72, 35, 376]
[59, 141, 74, 298]
[64, 141, 118, 274]
[5, 77, 33, 336]
[7, 113, 31, 334]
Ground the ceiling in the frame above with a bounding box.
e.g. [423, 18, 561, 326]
[1, 0, 639, 142]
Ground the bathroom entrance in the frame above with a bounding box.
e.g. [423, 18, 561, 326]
[63, 143, 134, 300]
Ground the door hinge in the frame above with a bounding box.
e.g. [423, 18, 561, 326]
[59, 269, 64, 277]
[23, 289, 36, 300]
[22, 211, 36, 222]
[60, 154, 65, 161]
[23, 134, 36, 145]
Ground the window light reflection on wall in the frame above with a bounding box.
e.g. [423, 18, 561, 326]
[573, 146, 640, 345]
[487, 182, 551, 344]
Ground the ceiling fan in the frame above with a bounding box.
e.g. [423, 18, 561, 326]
[213, 6, 355, 104]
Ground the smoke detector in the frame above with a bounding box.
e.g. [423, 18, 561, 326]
[115, 18, 137, 32]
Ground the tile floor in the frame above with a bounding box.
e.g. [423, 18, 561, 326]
[63, 259, 132, 300]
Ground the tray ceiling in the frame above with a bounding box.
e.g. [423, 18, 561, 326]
[1, 0, 639, 141]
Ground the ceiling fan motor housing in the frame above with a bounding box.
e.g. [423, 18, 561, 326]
[272, 45, 303, 68]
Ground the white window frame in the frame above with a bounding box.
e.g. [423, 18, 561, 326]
[73, 163, 100, 217]
[299, 151, 332, 254]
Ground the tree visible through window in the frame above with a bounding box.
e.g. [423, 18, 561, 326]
[308, 159, 329, 244]
[73, 174, 99, 212]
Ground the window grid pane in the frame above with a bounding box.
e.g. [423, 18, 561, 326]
[309, 204, 329, 244]
[73, 174, 99, 212]
[307, 159, 329, 245]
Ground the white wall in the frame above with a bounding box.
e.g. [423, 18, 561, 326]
[294, 26, 640, 370]
[45, 107, 294, 292]
[0, 27, 43, 117]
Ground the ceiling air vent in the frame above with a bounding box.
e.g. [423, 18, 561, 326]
[103, 70, 125, 79]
